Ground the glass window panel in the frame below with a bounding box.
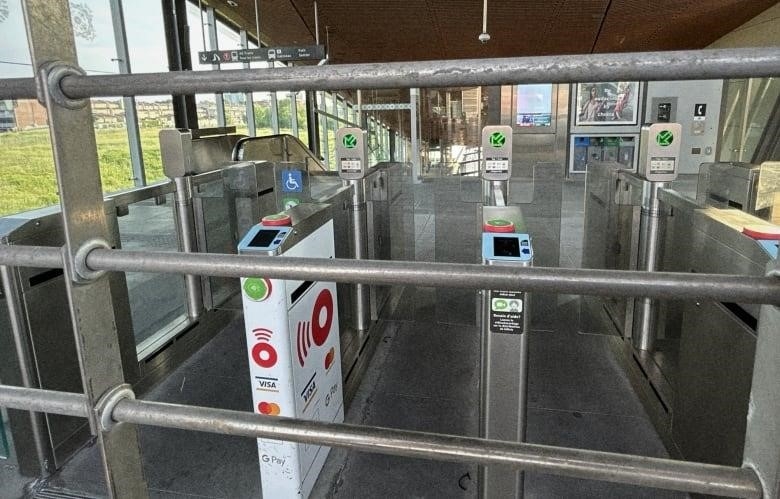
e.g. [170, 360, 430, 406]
[296, 91, 309, 146]
[118, 193, 188, 354]
[277, 91, 294, 135]
[124, 0, 173, 182]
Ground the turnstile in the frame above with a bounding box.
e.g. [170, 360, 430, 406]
[238, 205, 344, 499]
[479, 222, 532, 499]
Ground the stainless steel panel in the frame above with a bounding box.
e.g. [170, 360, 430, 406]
[674, 300, 756, 466]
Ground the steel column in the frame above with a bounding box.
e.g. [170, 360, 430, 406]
[634, 181, 666, 351]
[410, 88, 421, 182]
[206, 7, 225, 128]
[240, 30, 256, 136]
[742, 261, 780, 498]
[173, 176, 204, 320]
[108, 0, 146, 187]
[21, 1, 148, 497]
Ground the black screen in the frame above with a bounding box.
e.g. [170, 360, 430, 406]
[248, 229, 280, 248]
[494, 237, 520, 257]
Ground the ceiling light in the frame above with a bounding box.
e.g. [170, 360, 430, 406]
[226, 0, 238, 7]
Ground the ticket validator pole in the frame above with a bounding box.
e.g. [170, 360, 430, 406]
[477, 126, 533, 498]
[633, 123, 682, 351]
[238, 211, 344, 498]
[335, 127, 371, 334]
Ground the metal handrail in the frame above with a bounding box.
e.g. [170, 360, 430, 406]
[0, 245, 778, 304]
[0, 385, 762, 498]
[1, 48, 779, 100]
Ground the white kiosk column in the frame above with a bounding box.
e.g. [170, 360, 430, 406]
[238, 212, 344, 499]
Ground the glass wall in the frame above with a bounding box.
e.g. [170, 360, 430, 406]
[719, 77, 780, 162]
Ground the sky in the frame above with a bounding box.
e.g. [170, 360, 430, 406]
[0, 0, 261, 101]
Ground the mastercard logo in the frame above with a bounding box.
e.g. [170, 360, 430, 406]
[324, 347, 335, 370]
[257, 401, 280, 416]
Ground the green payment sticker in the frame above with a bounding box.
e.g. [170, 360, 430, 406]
[489, 131, 506, 148]
[244, 277, 272, 301]
[342, 133, 357, 149]
[492, 298, 508, 311]
[656, 130, 674, 146]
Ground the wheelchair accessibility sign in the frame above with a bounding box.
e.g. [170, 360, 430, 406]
[281, 170, 303, 193]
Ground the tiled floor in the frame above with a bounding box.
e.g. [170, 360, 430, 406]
[25, 176, 686, 498]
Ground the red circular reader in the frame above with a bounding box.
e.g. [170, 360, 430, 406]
[261, 213, 292, 226]
[743, 224, 780, 240]
[483, 218, 516, 233]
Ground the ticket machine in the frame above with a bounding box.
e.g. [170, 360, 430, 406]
[238, 206, 344, 499]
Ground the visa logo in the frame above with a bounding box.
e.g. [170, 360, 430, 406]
[301, 373, 318, 405]
[255, 376, 279, 392]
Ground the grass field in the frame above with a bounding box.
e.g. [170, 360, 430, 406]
[0, 126, 258, 217]
[0, 124, 337, 217]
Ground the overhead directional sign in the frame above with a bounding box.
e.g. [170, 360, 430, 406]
[198, 45, 326, 65]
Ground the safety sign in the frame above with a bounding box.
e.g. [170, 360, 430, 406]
[489, 290, 524, 334]
[281, 170, 303, 193]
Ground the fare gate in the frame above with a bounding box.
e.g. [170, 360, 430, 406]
[238, 208, 344, 498]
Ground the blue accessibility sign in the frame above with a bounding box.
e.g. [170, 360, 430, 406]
[280, 170, 303, 193]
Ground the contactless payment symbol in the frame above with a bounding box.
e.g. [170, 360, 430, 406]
[251, 328, 278, 368]
[342, 133, 358, 149]
[489, 131, 506, 147]
[296, 288, 335, 367]
[656, 130, 674, 146]
[244, 277, 272, 301]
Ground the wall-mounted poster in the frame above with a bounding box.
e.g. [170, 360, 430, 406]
[575, 82, 639, 126]
[516, 84, 553, 127]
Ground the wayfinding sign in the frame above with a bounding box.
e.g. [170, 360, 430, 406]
[199, 45, 326, 64]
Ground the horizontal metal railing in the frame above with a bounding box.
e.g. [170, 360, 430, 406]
[0, 245, 778, 303]
[1, 48, 780, 99]
[0, 384, 763, 498]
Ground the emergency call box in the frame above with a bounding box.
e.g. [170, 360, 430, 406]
[481, 125, 513, 181]
[638, 123, 682, 182]
[336, 127, 369, 180]
[238, 218, 344, 499]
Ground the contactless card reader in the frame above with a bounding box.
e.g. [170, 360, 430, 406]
[481, 125, 513, 181]
[638, 123, 682, 182]
[238, 224, 293, 256]
[336, 127, 369, 180]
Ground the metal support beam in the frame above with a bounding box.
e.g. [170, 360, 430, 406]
[21, 1, 148, 497]
[206, 7, 225, 128]
[3, 48, 780, 100]
[410, 88, 421, 182]
[306, 91, 320, 156]
[0, 385, 764, 498]
[240, 31, 256, 136]
[108, 0, 146, 186]
[742, 261, 780, 497]
[161, 0, 198, 128]
[0, 245, 779, 304]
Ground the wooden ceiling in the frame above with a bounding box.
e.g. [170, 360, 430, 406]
[209, 0, 777, 64]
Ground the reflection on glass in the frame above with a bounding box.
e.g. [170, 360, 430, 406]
[118, 194, 188, 357]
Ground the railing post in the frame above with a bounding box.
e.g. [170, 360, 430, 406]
[742, 259, 780, 498]
[21, 1, 148, 497]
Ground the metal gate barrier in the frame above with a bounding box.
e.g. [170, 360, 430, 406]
[1, 2, 780, 498]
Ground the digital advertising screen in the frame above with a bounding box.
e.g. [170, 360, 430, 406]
[516, 84, 553, 127]
[575, 82, 639, 126]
